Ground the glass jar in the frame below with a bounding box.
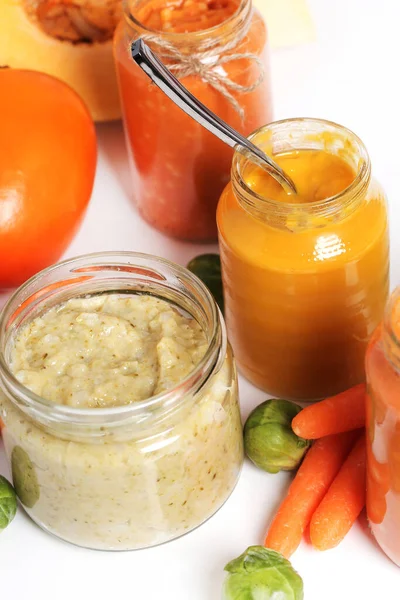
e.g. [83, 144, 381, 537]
[0, 252, 243, 551]
[365, 288, 400, 567]
[217, 118, 390, 401]
[113, 0, 272, 242]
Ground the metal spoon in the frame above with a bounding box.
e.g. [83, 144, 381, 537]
[131, 39, 297, 195]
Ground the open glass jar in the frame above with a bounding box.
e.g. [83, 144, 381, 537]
[113, 0, 272, 241]
[366, 288, 400, 567]
[0, 252, 243, 550]
[217, 118, 390, 401]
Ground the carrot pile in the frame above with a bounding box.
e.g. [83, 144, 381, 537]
[264, 384, 367, 557]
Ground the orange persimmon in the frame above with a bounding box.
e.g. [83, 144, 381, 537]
[0, 69, 97, 288]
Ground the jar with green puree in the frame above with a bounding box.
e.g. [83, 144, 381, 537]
[0, 252, 243, 550]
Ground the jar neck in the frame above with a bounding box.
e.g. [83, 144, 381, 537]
[232, 118, 372, 231]
[0, 252, 225, 440]
[122, 0, 253, 54]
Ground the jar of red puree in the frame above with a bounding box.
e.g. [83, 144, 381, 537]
[113, 0, 273, 241]
[366, 288, 400, 566]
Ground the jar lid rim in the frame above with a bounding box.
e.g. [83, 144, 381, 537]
[232, 117, 371, 220]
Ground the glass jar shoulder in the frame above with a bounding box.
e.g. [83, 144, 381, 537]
[217, 179, 388, 273]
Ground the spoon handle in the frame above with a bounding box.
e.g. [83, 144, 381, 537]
[131, 39, 297, 194]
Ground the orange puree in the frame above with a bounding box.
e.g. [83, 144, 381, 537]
[366, 293, 400, 566]
[245, 150, 355, 204]
[114, 0, 272, 241]
[217, 122, 389, 401]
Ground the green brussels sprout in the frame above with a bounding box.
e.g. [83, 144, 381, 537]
[244, 399, 310, 474]
[0, 475, 17, 531]
[187, 254, 224, 313]
[223, 546, 304, 600]
[11, 446, 40, 508]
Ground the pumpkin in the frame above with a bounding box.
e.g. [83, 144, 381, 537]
[0, 0, 122, 122]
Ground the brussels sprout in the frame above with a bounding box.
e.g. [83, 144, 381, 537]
[187, 254, 224, 313]
[244, 399, 310, 474]
[11, 446, 40, 508]
[0, 475, 17, 531]
[223, 546, 304, 600]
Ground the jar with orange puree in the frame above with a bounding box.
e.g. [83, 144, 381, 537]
[217, 118, 389, 401]
[114, 0, 272, 241]
[366, 290, 400, 567]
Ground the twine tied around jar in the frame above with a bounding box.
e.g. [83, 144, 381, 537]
[139, 27, 265, 120]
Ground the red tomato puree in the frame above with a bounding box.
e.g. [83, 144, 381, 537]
[114, 0, 272, 240]
[366, 295, 400, 566]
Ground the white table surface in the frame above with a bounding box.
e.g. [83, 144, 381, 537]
[1, 0, 400, 597]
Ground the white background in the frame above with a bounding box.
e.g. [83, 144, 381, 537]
[1, 0, 400, 597]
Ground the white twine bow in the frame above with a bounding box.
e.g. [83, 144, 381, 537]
[139, 27, 265, 120]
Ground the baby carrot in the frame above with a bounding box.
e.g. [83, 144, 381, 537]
[138, 0, 183, 27]
[292, 384, 366, 439]
[310, 434, 366, 550]
[264, 430, 359, 557]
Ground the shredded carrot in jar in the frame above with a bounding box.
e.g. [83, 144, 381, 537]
[136, 0, 240, 33]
